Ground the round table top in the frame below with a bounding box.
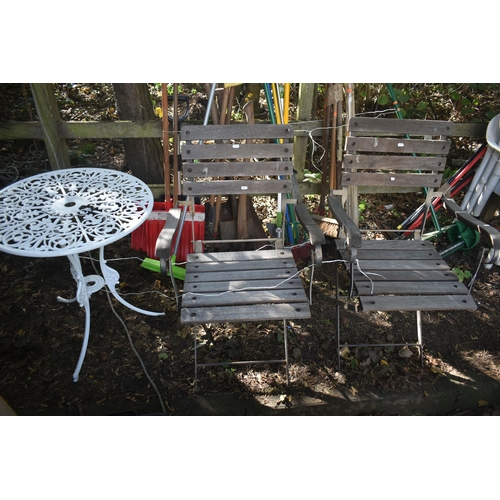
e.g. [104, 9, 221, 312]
[0, 167, 154, 257]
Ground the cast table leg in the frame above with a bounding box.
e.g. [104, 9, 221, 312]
[57, 253, 104, 382]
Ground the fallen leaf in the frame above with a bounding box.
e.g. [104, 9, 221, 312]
[398, 346, 413, 358]
[430, 366, 444, 374]
[340, 346, 351, 360]
[478, 400, 489, 407]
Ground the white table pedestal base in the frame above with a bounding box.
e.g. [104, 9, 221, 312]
[58, 250, 164, 382]
[0, 168, 160, 382]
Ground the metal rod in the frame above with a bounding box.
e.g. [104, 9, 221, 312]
[416, 310, 423, 366]
[198, 359, 286, 367]
[335, 261, 341, 371]
[339, 342, 421, 348]
[204, 84, 217, 126]
[284, 319, 290, 385]
[194, 328, 198, 390]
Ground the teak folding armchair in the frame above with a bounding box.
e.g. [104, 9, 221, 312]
[328, 117, 480, 369]
[155, 123, 325, 385]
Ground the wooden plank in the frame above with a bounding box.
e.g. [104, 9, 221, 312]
[346, 259, 451, 271]
[346, 137, 451, 155]
[294, 84, 316, 182]
[0, 122, 44, 140]
[452, 121, 487, 137]
[341, 172, 442, 188]
[183, 277, 304, 293]
[183, 161, 293, 177]
[30, 83, 71, 170]
[182, 288, 309, 308]
[181, 302, 311, 324]
[185, 268, 301, 283]
[187, 249, 294, 262]
[343, 154, 447, 171]
[349, 117, 454, 136]
[351, 269, 460, 282]
[352, 249, 442, 260]
[359, 294, 477, 312]
[186, 258, 298, 274]
[183, 179, 292, 196]
[338, 239, 436, 250]
[0, 119, 486, 144]
[354, 280, 469, 295]
[0, 120, 164, 141]
[181, 124, 294, 141]
[60, 120, 162, 139]
[181, 143, 293, 160]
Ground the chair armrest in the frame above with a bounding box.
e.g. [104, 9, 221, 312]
[294, 203, 325, 265]
[327, 194, 362, 248]
[155, 208, 182, 274]
[442, 196, 500, 250]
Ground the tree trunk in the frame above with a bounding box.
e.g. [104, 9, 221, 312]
[112, 83, 164, 184]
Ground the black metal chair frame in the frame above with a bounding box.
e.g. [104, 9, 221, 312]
[155, 123, 325, 387]
[327, 117, 499, 369]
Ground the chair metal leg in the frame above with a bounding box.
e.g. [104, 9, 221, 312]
[416, 310, 423, 366]
[335, 262, 341, 371]
[194, 328, 198, 391]
[283, 319, 290, 385]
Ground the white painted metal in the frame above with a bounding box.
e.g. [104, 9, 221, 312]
[0, 168, 162, 382]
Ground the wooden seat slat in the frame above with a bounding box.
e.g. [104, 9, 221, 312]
[184, 268, 300, 283]
[183, 278, 304, 294]
[181, 302, 311, 325]
[359, 294, 477, 312]
[354, 280, 469, 296]
[351, 269, 459, 282]
[182, 288, 309, 308]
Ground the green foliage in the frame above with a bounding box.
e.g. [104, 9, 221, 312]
[359, 199, 369, 213]
[356, 83, 500, 123]
[452, 267, 472, 282]
[303, 168, 322, 182]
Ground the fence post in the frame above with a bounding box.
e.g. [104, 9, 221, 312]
[294, 83, 316, 182]
[30, 83, 71, 170]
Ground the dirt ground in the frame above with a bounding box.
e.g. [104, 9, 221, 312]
[0, 229, 499, 415]
[1, 83, 499, 416]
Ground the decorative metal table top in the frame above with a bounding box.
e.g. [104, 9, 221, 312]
[0, 167, 154, 257]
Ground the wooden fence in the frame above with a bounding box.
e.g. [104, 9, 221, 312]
[0, 83, 488, 197]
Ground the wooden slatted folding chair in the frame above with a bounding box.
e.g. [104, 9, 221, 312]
[155, 124, 325, 386]
[328, 117, 482, 369]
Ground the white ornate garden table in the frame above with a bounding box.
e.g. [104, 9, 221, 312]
[0, 167, 164, 381]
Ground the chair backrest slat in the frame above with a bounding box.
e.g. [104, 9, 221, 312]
[184, 179, 293, 196]
[184, 161, 293, 177]
[346, 137, 451, 155]
[342, 117, 453, 190]
[181, 124, 294, 141]
[343, 154, 447, 171]
[348, 117, 453, 136]
[180, 124, 294, 198]
[343, 172, 442, 188]
[182, 143, 293, 161]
